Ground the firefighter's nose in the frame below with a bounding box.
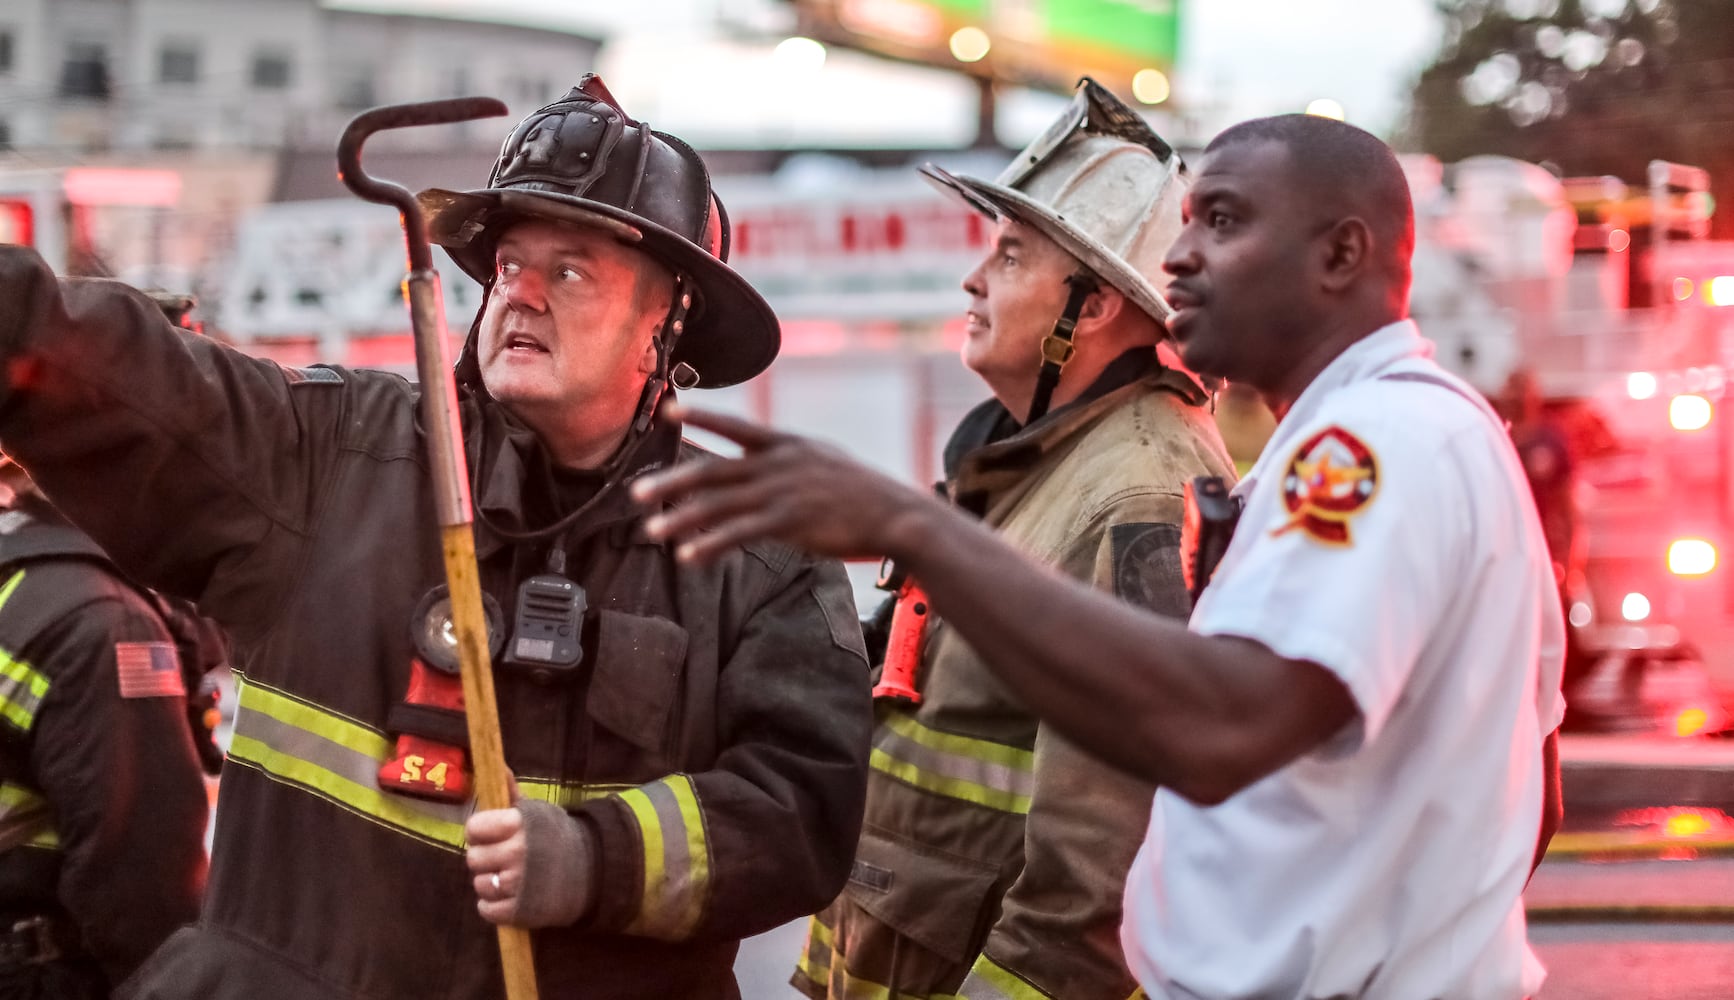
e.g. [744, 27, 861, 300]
[501, 268, 548, 312]
[1163, 230, 1200, 277]
[961, 259, 987, 299]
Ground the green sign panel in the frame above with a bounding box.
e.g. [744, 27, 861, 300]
[798, 0, 1182, 94]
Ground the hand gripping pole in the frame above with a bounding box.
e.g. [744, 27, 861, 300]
[338, 97, 540, 1000]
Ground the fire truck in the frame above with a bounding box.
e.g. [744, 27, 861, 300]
[1406, 153, 1734, 735]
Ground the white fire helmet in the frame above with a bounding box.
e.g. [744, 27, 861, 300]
[921, 77, 1189, 327]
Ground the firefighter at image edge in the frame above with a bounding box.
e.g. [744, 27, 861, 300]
[0, 74, 873, 999]
[0, 287, 224, 1000]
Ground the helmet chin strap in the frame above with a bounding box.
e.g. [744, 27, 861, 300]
[632, 275, 697, 436]
[1025, 272, 1098, 424]
[470, 274, 700, 546]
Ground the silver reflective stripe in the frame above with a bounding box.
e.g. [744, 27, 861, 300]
[0, 651, 48, 733]
[227, 675, 469, 851]
[618, 775, 709, 939]
[870, 712, 1035, 814]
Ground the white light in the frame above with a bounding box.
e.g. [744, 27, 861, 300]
[1669, 538, 1719, 577]
[1621, 592, 1651, 622]
[1707, 276, 1734, 307]
[1568, 601, 1594, 627]
[1132, 68, 1171, 105]
[1306, 98, 1345, 121]
[772, 36, 828, 75]
[1670, 393, 1713, 432]
[1627, 371, 1658, 400]
[950, 26, 991, 63]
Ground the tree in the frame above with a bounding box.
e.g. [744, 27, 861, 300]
[1402, 0, 1734, 237]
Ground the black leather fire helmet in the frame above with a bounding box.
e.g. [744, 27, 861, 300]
[418, 75, 779, 389]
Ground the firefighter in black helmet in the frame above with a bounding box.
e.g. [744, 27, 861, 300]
[0, 76, 869, 1000]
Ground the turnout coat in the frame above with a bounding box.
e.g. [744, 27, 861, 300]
[0, 246, 873, 1000]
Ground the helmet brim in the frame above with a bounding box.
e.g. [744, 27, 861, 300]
[918, 165, 1176, 326]
[420, 187, 780, 389]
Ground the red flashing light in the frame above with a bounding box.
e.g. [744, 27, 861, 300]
[0, 199, 32, 247]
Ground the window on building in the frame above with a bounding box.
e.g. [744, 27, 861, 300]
[159, 42, 200, 84]
[59, 42, 111, 100]
[334, 69, 376, 110]
[252, 50, 292, 89]
[0, 31, 15, 75]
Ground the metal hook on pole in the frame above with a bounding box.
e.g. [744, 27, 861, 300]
[339, 96, 540, 1000]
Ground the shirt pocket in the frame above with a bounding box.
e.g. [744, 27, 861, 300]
[844, 824, 1002, 966]
[585, 610, 690, 771]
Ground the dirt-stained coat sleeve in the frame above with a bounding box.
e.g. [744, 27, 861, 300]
[962, 494, 1188, 999]
[575, 551, 872, 942]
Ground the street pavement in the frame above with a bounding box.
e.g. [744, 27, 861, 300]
[735, 734, 1734, 997]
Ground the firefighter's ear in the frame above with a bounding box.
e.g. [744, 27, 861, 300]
[1076, 284, 1128, 333]
[1316, 216, 1373, 293]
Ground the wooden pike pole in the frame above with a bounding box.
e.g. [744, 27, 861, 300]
[338, 97, 539, 1000]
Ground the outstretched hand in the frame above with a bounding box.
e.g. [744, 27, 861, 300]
[631, 403, 944, 565]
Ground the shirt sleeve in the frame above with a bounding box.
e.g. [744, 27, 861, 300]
[1192, 407, 1471, 750]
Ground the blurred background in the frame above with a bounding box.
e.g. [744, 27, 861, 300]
[9, 2, 1734, 995]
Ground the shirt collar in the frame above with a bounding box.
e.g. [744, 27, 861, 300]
[1238, 319, 1429, 494]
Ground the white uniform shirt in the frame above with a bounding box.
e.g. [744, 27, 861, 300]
[1121, 321, 1566, 999]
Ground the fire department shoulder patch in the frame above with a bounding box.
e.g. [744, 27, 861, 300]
[1273, 426, 1379, 546]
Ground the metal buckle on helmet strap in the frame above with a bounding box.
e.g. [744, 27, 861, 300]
[1040, 333, 1076, 366]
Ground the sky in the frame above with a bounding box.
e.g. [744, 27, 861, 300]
[328, 0, 1444, 144]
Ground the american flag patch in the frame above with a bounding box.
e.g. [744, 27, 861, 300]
[114, 642, 185, 699]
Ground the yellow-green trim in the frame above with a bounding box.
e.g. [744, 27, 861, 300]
[518, 778, 633, 809]
[0, 570, 25, 613]
[871, 748, 1033, 815]
[618, 774, 711, 940]
[0, 651, 50, 732]
[962, 955, 1055, 999]
[882, 712, 1034, 772]
[227, 675, 469, 852]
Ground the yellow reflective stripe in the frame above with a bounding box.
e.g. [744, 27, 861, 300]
[0, 783, 44, 812]
[518, 778, 633, 809]
[0, 650, 50, 732]
[228, 674, 468, 852]
[870, 748, 1032, 815]
[0, 570, 48, 732]
[241, 679, 390, 759]
[0, 570, 25, 612]
[959, 955, 1055, 1000]
[795, 915, 835, 988]
[882, 712, 1034, 772]
[0, 781, 57, 851]
[618, 774, 710, 939]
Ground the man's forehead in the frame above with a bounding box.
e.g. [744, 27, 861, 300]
[1191, 140, 1292, 199]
